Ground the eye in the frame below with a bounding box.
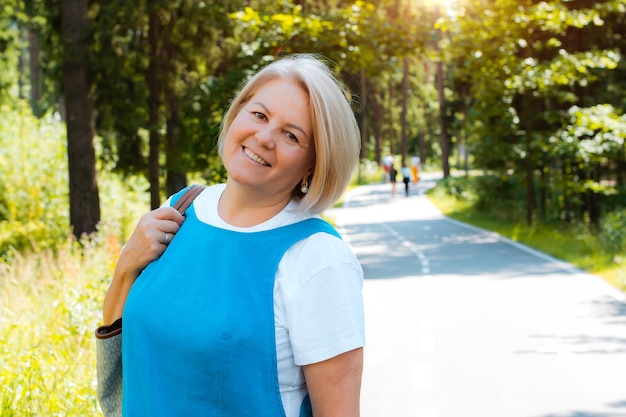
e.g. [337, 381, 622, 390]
[285, 131, 299, 142]
[252, 111, 267, 121]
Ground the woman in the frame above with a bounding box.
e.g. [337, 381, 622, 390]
[389, 164, 397, 196]
[96, 54, 365, 417]
[401, 165, 411, 196]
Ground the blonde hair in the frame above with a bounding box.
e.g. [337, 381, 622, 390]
[217, 53, 361, 215]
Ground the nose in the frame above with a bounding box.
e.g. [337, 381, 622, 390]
[255, 125, 275, 149]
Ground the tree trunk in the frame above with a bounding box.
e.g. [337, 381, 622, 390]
[359, 68, 368, 160]
[539, 165, 547, 221]
[418, 131, 426, 166]
[61, 0, 100, 237]
[523, 89, 534, 226]
[166, 106, 187, 196]
[387, 78, 395, 156]
[372, 87, 382, 165]
[588, 166, 601, 226]
[18, 36, 25, 100]
[148, 9, 161, 209]
[522, 42, 535, 226]
[28, 27, 42, 116]
[436, 60, 450, 178]
[400, 57, 409, 166]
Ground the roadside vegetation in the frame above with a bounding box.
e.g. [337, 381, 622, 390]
[0, 106, 149, 415]
[426, 173, 626, 293]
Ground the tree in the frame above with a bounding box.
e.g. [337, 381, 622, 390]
[61, 0, 100, 236]
[231, 0, 432, 167]
[440, 0, 626, 225]
[0, 1, 22, 106]
[147, 5, 161, 209]
[90, 0, 242, 207]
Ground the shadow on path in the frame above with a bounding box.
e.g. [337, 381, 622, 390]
[344, 218, 571, 280]
[531, 401, 626, 417]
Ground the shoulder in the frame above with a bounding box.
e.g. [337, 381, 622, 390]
[278, 231, 363, 300]
[164, 183, 222, 207]
[290, 230, 359, 268]
[276, 231, 365, 365]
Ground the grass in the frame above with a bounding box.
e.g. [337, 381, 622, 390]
[0, 168, 151, 416]
[426, 188, 626, 293]
[0, 171, 149, 416]
[0, 231, 121, 416]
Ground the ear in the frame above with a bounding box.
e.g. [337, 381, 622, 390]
[305, 156, 316, 178]
[303, 166, 314, 183]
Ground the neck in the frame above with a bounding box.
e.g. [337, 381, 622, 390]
[218, 181, 292, 227]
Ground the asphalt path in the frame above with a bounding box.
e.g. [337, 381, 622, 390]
[333, 174, 626, 417]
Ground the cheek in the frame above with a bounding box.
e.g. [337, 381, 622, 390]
[223, 115, 245, 143]
[222, 125, 242, 152]
[220, 134, 240, 168]
[287, 149, 315, 176]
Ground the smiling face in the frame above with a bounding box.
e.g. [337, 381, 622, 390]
[221, 78, 315, 203]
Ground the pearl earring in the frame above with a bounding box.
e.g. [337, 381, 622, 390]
[300, 180, 309, 194]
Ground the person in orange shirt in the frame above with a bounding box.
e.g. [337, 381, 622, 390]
[410, 155, 421, 184]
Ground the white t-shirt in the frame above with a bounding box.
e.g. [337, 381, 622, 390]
[168, 184, 365, 416]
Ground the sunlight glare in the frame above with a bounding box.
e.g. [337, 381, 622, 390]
[421, 0, 459, 17]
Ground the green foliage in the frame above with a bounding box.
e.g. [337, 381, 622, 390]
[231, 0, 424, 74]
[0, 231, 116, 415]
[0, 102, 70, 256]
[97, 167, 151, 243]
[0, 0, 22, 105]
[445, 0, 624, 135]
[600, 208, 626, 253]
[0, 99, 151, 257]
[428, 175, 476, 203]
[89, 0, 150, 173]
[507, 49, 621, 92]
[428, 174, 525, 219]
[550, 104, 626, 164]
[440, 0, 626, 228]
[7, 0, 626, 243]
[89, 0, 242, 182]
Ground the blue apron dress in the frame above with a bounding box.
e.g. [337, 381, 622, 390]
[122, 194, 339, 417]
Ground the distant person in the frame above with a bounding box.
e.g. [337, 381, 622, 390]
[401, 165, 411, 196]
[383, 154, 394, 169]
[410, 155, 421, 184]
[389, 164, 398, 196]
[95, 53, 365, 417]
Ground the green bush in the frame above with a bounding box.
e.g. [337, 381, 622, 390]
[431, 174, 527, 223]
[600, 208, 626, 253]
[431, 175, 476, 202]
[0, 103, 70, 256]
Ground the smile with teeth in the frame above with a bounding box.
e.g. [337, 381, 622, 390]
[244, 147, 270, 166]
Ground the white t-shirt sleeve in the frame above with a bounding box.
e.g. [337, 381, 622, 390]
[278, 233, 365, 366]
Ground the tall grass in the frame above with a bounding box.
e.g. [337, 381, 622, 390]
[1, 102, 150, 415]
[0, 235, 117, 416]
